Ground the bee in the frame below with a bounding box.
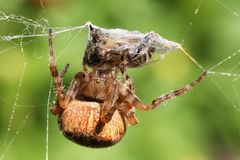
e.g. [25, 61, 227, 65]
[83, 23, 181, 79]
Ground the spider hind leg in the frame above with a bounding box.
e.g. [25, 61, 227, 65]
[133, 71, 207, 111]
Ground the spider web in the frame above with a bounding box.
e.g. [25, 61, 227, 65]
[0, 0, 240, 159]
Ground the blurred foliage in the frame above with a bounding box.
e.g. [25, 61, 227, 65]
[0, 0, 240, 160]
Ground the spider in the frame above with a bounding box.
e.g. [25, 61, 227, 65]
[83, 23, 181, 80]
[49, 29, 207, 148]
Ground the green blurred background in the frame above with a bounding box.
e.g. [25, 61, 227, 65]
[0, 0, 240, 160]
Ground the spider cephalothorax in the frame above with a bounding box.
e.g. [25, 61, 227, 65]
[49, 27, 206, 148]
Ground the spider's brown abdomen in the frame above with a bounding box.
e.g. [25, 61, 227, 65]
[58, 100, 126, 148]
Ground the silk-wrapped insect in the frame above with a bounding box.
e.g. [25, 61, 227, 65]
[83, 22, 182, 79]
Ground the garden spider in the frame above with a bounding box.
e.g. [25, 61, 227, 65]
[49, 29, 207, 147]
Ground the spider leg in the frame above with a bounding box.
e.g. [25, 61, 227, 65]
[59, 64, 70, 78]
[95, 76, 139, 132]
[112, 67, 119, 79]
[96, 77, 138, 129]
[83, 64, 89, 78]
[64, 72, 86, 106]
[95, 107, 117, 134]
[118, 101, 139, 125]
[120, 66, 129, 80]
[49, 29, 68, 111]
[118, 80, 139, 125]
[120, 52, 131, 80]
[50, 103, 63, 115]
[95, 79, 119, 134]
[132, 71, 207, 111]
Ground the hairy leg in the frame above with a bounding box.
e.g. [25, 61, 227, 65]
[132, 71, 207, 111]
[118, 101, 139, 125]
[120, 66, 129, 80]
[49, 29, 69, 112]
[64, 72, 86, 106]
[95, 78, 119, 134]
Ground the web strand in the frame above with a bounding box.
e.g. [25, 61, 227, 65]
[5, 62, 27, 142]
[0, 112, 31, 160]
[55, 29, 84, 61]
[210, 77, 240, 113]
[181, 0, 203, 46]
[209, 50, 240, 71]
[0, 25, 86, 42]
[216, 0, 240, 18]
[45, 80, 52, 160]
[206, 50, 240, 79]
[179, 47, 204, 71]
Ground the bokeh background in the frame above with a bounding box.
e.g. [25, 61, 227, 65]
[0, 0, 240, 160]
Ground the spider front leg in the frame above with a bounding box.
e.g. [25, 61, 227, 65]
[95, 107, 118, 134]
[120, 66, 129, 80]
[95, 79, 119, 134]
[120, 52, 131, 81]
[49, 29, 69, 113]
[133, 71, 207, 111]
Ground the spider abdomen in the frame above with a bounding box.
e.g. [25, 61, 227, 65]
[58, 100, 126, 148]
